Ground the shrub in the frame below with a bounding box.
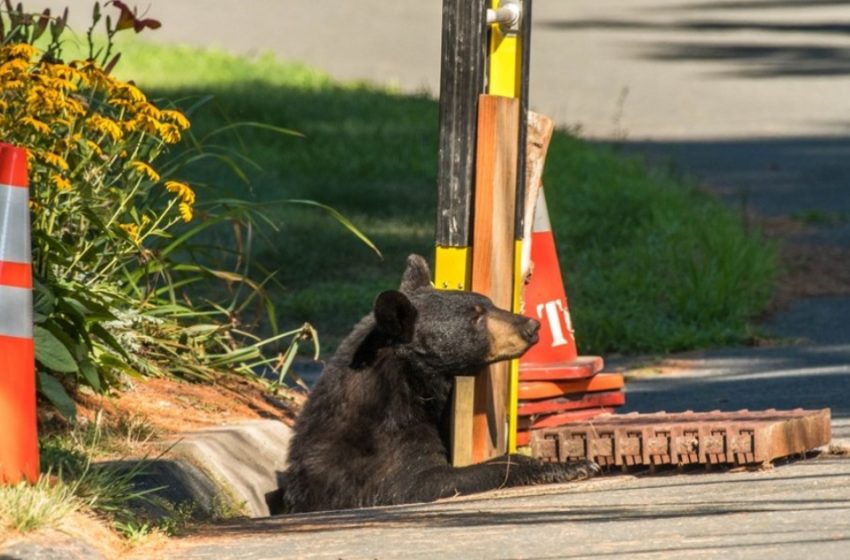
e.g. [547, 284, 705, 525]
[1, 2, 318, 417]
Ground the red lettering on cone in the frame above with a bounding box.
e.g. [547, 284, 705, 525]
[535, 298, 574, 348]
[521, 229, 579, 365]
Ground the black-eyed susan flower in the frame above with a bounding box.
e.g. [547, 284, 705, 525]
[21, 116, 50, 134]
[158, 122, 182, 144]
[165, 180, 195, 205]
[50, 173, 71, 191]
[131, 160, 160, 182]
[38, 151, 70, 171]
[178, 202, 193, 223]
[160, 109, 190, 130]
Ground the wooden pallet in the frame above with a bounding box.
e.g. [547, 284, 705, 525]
[530, 408, 832, 468]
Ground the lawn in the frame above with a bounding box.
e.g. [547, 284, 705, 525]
[102, 39, 776, 356]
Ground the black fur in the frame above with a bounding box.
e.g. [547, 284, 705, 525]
[282, 254, 599, 513]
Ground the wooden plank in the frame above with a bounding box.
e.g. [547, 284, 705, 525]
[519, 111, 555, 282]
[436, 0, 487, 248]
[451, 375, 476, 467]
[470, 94, 520, 463]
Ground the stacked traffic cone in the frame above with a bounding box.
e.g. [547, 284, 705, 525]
[0, 143, 38, 484]
[516, 190, 624, 447]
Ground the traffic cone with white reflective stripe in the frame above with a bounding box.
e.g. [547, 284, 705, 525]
[519, 189, 605, 381]
[0, 143, 38, 484]
[516, 188, 623, 448]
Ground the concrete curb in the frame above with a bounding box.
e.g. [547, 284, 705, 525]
[144, 419, 294, 518]
[0, 420, 292, 559]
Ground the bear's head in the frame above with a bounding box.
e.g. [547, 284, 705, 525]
[367, 254, 540, 375]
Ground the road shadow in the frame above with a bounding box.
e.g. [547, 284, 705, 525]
[602, 136, 850, 245]
[538, 1, 850, 78]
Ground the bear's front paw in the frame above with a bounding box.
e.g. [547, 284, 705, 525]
[538, 458, 601, 484]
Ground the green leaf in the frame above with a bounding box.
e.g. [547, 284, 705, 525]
[201, 121, 304, 143]
[33, 280, 55, 317]
[90, 323, 129, 359]
[34, 325, 79, 373]
[79, 360, 102, 393]
[288, 199, 383, 258]
[37, 371, 77, 421]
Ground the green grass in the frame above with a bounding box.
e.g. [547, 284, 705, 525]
[95, 39, 775, 355]
[0, 477, 81, 533]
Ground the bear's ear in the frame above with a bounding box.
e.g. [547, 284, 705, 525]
[374, 290, 417, 342]
[399, 254, 432, 294]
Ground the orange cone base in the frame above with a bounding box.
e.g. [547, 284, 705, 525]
[519, 354, 604, 382]
[518, 390, 625, 416]
[516, 408, 616, 446]
[518, 373, 624, 401]
[0, 335, 38, 484]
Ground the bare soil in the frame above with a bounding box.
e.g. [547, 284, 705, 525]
[758, 214, 850, 308]
[38, 375, 306, 438]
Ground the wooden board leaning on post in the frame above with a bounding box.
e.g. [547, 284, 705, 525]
[450, 107, 555, 465]
[449, 94, 520, 466]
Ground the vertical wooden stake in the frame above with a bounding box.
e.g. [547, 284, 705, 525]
[470, 94, 520, 463]
[451, 376, 476, 467]
[520, 112, 555, 283]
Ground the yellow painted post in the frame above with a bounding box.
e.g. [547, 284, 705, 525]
[434, 247, 470, 292]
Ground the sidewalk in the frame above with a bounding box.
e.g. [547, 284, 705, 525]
[142, 452, 850, 560]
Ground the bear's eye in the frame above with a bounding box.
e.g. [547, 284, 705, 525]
[472, 304, 485, 323]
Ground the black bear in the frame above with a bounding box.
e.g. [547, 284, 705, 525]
[282, 254, 598, 512]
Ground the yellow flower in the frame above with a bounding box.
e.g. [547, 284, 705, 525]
[160, 109, 190, 130]
[39, 151, 70, 171]
[51, 174, 71, 191]
[178, 202, 193, 223]
[84, 139, 104, 157]
[43, 63, 84, 85]
[0, 58, 29, 75]
[130, 160, 160, 182]
[165, 180, 195, 205]
[119, 83, 146, 103]
[108, 98, 135, 110]
[119, 222, 140, 241]
[158, 123, 182, 144]
[87, 114, 123, 142]
[135, 102, 162, 120]
[4, 43, 37, 60]
[21, 116, 50, 134]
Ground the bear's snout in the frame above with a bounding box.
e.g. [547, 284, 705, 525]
[521, 318, 541, 345]
[485, 313, 541, 362]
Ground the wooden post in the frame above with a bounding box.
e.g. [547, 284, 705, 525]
[434, 0, 488, 467]
[435, 0, 487, 257]
[470, 94, 520, 462]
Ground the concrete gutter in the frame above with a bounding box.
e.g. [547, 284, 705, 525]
[0, 420, 293, 559]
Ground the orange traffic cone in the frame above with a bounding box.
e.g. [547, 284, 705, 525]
[519, 189, 603, 381]
[0, 143, 39, 484]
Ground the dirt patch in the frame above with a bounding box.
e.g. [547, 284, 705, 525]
[81, 375, 306, 433]
[39, 375, 307, 438]
[754, 213, 850, 309]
